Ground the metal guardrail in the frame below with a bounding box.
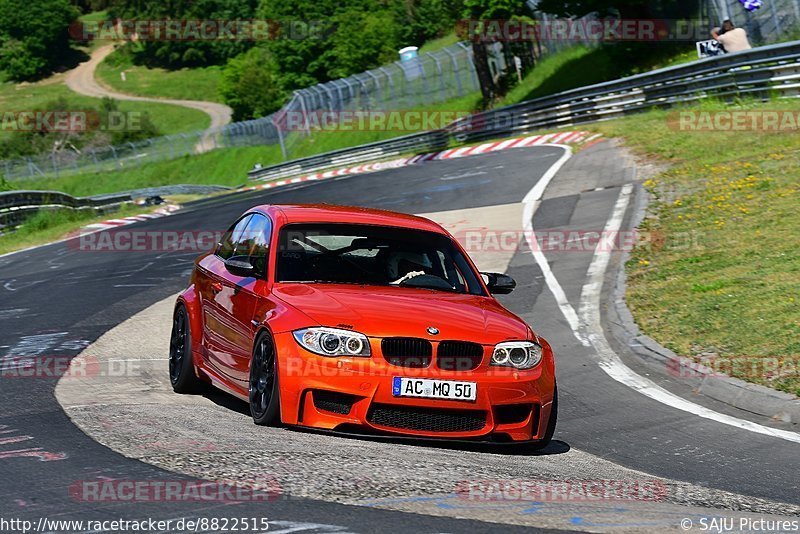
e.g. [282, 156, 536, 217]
[243, 40, 800, 183]
[448, 40, 800, 143]
[247, 130, 450, 182]
[0, 190, 131, 230]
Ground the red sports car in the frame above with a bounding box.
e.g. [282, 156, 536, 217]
[170, 204, 557, 447]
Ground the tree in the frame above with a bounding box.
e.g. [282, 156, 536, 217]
[219, 47, 285, 121]
[0, 0, 80, 80]
[108, 0, 259, 69]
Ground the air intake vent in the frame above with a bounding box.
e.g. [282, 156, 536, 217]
[381, 338, 432, 368]
[437, 341, 484, 371]
[367, 404, 486, 433]
[313, 390, 357, 415]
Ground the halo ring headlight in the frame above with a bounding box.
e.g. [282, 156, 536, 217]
[293, 327, 371, 358]
[491, 341, 542, 369]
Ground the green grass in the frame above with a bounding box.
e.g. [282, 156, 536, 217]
[500, 44, 698, 107]
[591, 98, 800, 395]
[0, 203, 162, 256]
[11, 92, 483, 197]
[96, 46, 224, 103]
[419, 33, 460, 54]
[0, 77, 211, 140]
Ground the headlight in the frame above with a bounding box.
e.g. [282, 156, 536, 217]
[491, 341, 542, 369]
[293, 327, 371, 357]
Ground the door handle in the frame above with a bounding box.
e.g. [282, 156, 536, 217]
[211, 281, 223, 294]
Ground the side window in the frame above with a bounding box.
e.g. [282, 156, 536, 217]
[237, 214, 272, 274]
[217, 215, 252, 260]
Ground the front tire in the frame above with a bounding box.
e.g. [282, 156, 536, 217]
[249, 332, 281, 426]
[531, 383, 558, 451]
[169, 304, 204, 393]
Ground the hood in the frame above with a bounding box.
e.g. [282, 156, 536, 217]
[272, 283, 531, 343]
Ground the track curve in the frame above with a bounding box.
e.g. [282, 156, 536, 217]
[1, 143, 799, 533]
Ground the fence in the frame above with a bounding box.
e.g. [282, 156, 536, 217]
[1, 23, 598, 184]
[0, 190, 130, 231]
[249, 40, 800, 181]
[1, 42, 479, 183]
[705, 0, 800, 43]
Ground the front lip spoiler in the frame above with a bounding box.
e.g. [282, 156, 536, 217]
[289, 424, 559, 454]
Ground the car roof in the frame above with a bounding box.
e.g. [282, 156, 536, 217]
[251, 204, 449, 235]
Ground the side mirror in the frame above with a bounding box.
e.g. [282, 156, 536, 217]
[224, 256, 256, 278]
[482, 272, 516, 294]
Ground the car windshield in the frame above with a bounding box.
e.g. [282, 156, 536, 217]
[276, 223, 485, 295]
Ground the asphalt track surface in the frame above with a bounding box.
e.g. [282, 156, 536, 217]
[1, 144, 798, 532]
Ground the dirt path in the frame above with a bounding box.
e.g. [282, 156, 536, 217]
[65, 44, 233, 151]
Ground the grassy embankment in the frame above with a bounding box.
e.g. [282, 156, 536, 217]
[592, 99, 799, 395]
[0, 203, 166, 256]
[96, 47, 224, 103]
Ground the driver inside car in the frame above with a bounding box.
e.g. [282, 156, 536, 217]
[386, 250, 434, 285]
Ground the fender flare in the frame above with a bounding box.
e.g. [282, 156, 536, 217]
[176, 285, 203, 366]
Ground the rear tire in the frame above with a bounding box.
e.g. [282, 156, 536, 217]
[249, 332, 281, 426]
[531, 383, 558, 451]
[169, 304, 204, 394]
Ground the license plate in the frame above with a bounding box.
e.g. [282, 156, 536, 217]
[392, 377, 477, 401]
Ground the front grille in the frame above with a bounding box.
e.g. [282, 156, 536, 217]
[437, 341, 484, 371]
[381, 338, 432, 368]
[313, 390, 357, 415]
[367, 404, 486, 433]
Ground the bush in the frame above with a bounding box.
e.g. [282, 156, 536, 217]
[219, 47, 285, 121]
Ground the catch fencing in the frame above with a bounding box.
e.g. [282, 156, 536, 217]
[1, 42, 479, 183]
[250, 40, 800, 181]
[705, 0, 800, 44]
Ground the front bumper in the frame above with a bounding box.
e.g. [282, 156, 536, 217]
[274, 332, 556, 442]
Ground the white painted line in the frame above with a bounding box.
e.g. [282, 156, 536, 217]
[520, 144, 589, 346]
[578, 184, 800, 444]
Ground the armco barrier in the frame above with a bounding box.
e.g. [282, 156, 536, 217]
[0, 190, 131, 231]
[248, 130, 449, 182]
[248, 40, 800, 181]
[448, 40, 800, 143]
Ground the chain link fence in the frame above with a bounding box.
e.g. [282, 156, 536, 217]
[2, 42, 479, 183]
[706, 0, 800, 43]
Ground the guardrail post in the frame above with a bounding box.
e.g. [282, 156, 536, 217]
[458, 42, 480, 92]
[366, 71, 382, 109]
[110, 145, 120, 167]
[442, 47, 464, 96]
[769, 0, 783, 35]
[129, 142, 141, 166]
[297, 90, 312, 136]
[342, 78, 356, 111]
[378, 66, 396, 102]
[430, 53, 448, 101]
[50, 152, 60, 178]
[272, 117, 288, 160]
